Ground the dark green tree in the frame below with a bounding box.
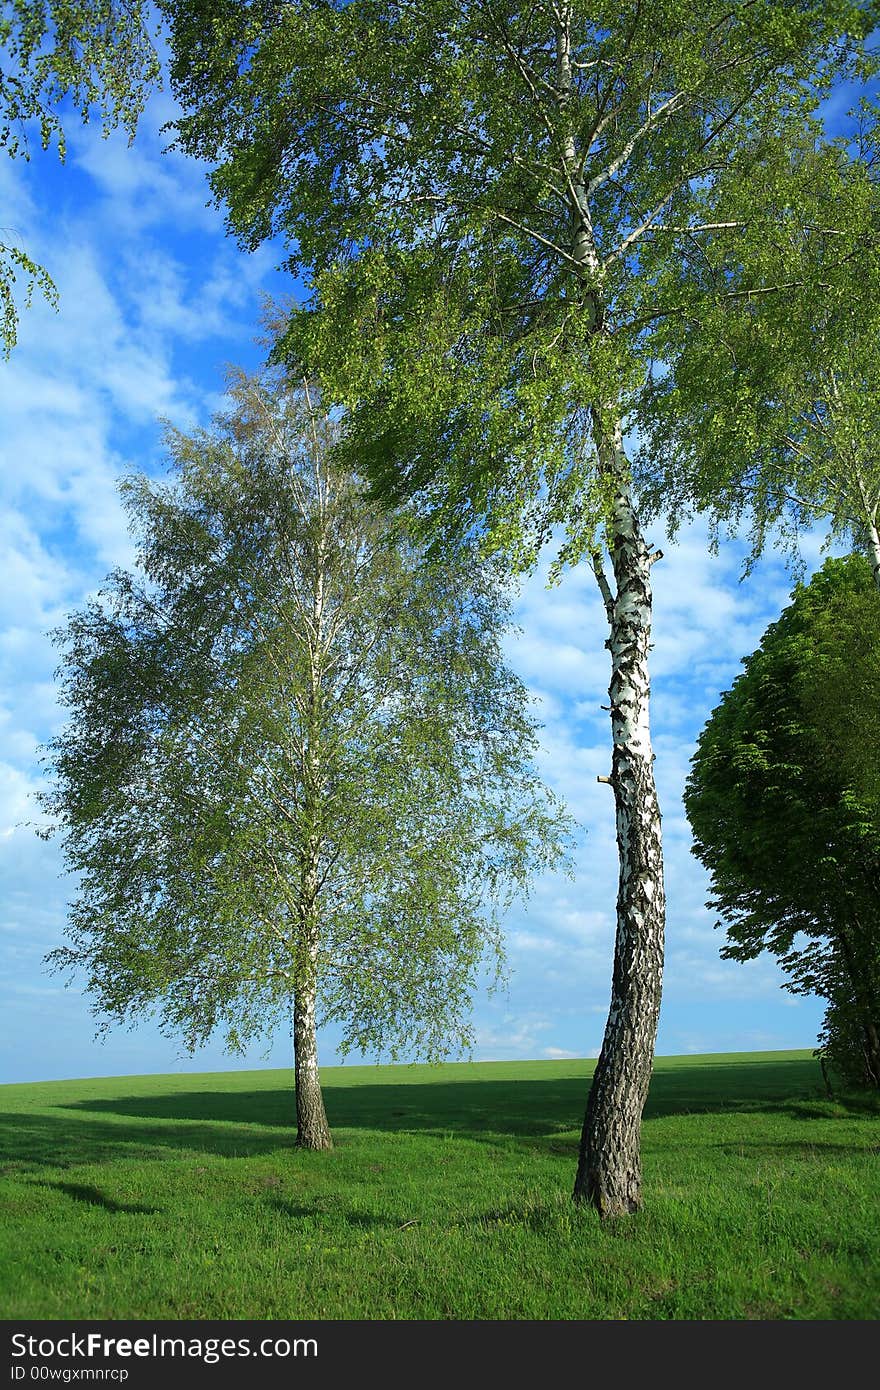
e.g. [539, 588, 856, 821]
[162, 0, 871, 1212]
[1, 1, 159, 353]
[685, 555, 880, 1089]
[41, 364, 571, 1149]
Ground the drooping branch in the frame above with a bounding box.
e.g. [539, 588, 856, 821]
[590, 549, 616, 622]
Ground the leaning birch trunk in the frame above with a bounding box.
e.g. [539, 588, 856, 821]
[573, 423, 666, 1214]
[553, 10, 666, 1214]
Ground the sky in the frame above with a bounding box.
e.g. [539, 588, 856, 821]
[0, 70, 856, 1086]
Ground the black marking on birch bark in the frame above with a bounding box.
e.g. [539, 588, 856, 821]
[554, 10, 665, 1213]
[574, 443, 665, 1217]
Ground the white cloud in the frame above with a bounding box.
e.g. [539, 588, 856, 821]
[473, 1012, 554, 1060]
[71, 109, 219, 237]
[0, 79, 292, 1082]
[0, 762, 39, 832]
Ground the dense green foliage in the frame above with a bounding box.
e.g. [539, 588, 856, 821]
[685, 556, 880, 1087]
[2, 1053, 878, 1319]
[0, 0, 159, 352]
[636, 118, 880, 580]
[163, 0, 872, 563]
[40, 365, 570, 1067]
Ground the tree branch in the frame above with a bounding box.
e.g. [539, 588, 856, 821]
[591, 550, 616, 622]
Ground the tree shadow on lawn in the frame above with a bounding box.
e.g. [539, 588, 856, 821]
[61, 1056, 828, 1133]
[1, 1056, 867, 1178]
[38, 1180, 158, 1215]
[266, 1198, 392, 1229]
[0, 1112, 301, 1173]
[2, 1058, 855, 1174]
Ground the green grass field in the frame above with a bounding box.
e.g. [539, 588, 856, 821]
[1, 1051, 878, 1320]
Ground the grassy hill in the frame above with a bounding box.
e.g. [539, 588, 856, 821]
[1, 1051, 878, 1319]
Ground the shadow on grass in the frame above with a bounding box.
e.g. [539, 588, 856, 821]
[714, 1138, 880, 1158]
[0, 1057, 851, 1175]
[267, 1199, 392, 1229]
[41, 1181, 158, 1215]
[63, 1057, 831, 1129]
[0, 1112, 298, 1172]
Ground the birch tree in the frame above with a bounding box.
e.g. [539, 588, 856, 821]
[164, 0, 870, 1213]
[41, 366, 570, 1150]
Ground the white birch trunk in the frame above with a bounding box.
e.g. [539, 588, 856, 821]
[293, 928, 332, 1150]
[292, 407, 333, 1150]
[573, 424, 666, 1213]
[853, 466, 880, 595]
[868, 516, 880, 595]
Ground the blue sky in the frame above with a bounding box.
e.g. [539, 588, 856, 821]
[0, 77, 852, 1085]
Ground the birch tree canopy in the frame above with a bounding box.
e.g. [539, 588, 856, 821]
[40, 365, 571, 1150]
[165, 0, 872, 561]
[636, 115, 880, 590]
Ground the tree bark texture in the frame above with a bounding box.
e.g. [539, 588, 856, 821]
[868, 517, 880, 596]
[292, 814, 332, 1149]
[293, 965, 332, 1149]
[573, 425, 666, 1215]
